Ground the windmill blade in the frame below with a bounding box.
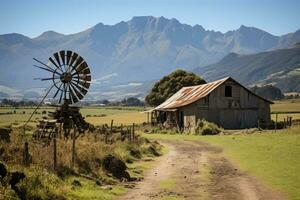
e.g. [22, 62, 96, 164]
[74, 63, 90, 75]
[76, 73, 91, 80]
[73, 56, 84, 69]
[59, 50, 66, 65]
[69, 52, 79, 67]
[33, 58, 57, 72]
[70, 83, 84, 100]
[72, 79, 88, 89]
[79, 74, 91, 82]
[66, 50, 72, 65]
[34, 65, 61, 75]
[53, 52, 61, 67]
[76, 67, 90, 75]
[75, 78, 91, 89]
[78, 81, 90, 90]
[75, 61, 88, 72]
[48, 57, 62, 72]
[73, 81, 89, 95]
[69, 85, 79, 103]
[70, 82, 85, 97]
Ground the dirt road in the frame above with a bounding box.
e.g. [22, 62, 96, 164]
[118, 139, 285, 200]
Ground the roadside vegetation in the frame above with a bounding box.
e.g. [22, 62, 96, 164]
[0, 126, 163, 200]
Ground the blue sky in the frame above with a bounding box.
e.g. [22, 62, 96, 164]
[0, 0, 299, 37]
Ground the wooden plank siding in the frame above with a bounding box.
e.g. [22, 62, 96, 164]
[178, 79, 271, 129]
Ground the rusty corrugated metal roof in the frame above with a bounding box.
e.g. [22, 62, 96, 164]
[154, 77, 229, 110]
[154, 76, 273, 111]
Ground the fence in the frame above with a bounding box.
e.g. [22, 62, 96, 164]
[22, 120, 137, 170]
[258, 114, 293, 131]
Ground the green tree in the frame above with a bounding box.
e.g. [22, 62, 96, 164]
[145, 69, 206, 106]
[250, 85, 283, 100]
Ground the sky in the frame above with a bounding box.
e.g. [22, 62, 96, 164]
[0, 0, 300, 38]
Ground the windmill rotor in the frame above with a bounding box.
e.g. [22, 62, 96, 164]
[34, 50, 91, 104]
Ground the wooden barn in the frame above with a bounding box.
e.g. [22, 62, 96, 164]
[150, 77, 273, 130]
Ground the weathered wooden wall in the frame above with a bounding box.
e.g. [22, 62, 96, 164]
[179, 79, 271, 129]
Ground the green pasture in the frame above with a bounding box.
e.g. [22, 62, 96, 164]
[1, 99, 300, 127]
[0, 106, 148, 127]
[271, 99, 300, 121]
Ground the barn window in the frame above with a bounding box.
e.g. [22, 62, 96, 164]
[225, 86, 232, 97]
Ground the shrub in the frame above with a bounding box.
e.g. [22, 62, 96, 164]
[17, 168, 66, 200]
[195, 120, 221, 135]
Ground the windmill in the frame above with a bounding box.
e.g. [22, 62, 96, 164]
[24, 50, 92, 139]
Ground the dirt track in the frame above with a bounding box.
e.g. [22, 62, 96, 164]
[118, 139, 285, 200]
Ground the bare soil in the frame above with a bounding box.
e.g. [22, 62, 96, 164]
[118, 139, 285, 200]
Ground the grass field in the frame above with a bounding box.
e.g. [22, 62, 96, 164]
[0, 106, 148, 127]
[145, 126, 300, 200]
[0, 99, 300, 127]
[271, 99, 300, 121]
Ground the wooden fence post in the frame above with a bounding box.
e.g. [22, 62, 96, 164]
[132, 123, 135, 143]
[127, 127, 131, 142]
[120, 124, 123, 141]
[110, 120, 114, 144]
[275, 113, 278, 132]
[105, 125, 108, 144]
[23, 142, 30, 166]
[53, 136, 57, 170]
[72, 128, 76, 168]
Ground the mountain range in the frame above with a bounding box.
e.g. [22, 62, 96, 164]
[0, 16, 300, 100]
[194, 43, 300, 92]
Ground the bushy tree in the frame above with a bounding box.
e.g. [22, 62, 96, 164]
[250, 85, 283, 100]
[145, 69, 206, 106]
[121, 97, 144, 106]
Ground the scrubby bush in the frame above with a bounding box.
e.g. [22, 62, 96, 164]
[17, 168, 66, 200]
[195, 120, 221, 135]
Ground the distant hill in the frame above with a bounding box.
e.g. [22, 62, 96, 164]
[1, 16, 300, 100]
[194, 43, 300, 92]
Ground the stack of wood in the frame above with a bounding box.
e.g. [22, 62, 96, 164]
[34, 104, 90, 140]
[49, 105, 90, 134]
[33, 119, 57, 139]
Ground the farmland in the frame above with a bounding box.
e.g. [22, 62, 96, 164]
[271, 99, 300, 121]
[1, 100, 300, 199]
[0, 99, 300, 127]
[0, 106, 148, 127]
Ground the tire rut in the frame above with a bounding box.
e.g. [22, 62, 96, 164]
[118, 139, 285, 200]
